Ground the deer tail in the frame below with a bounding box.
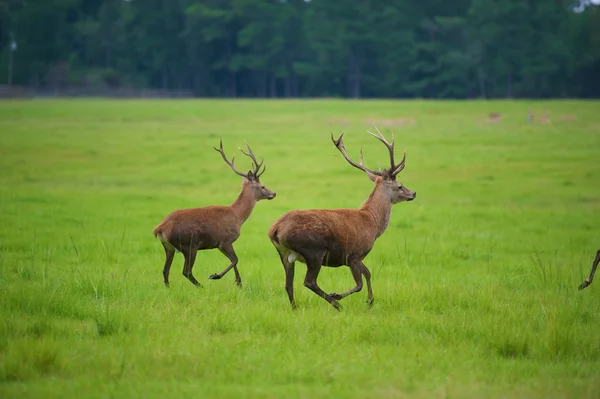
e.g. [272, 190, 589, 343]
[153, 222, 164, 239]
[268, 224, 279, 244]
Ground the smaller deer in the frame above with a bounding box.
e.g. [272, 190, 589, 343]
[537, 111, 551, 124]
[578, 249, 600, 290]
[268, 128, 416, 310]
[477, 113, 502, 126]
[487, 113, 502, 123]
[153, 140, 276, 288]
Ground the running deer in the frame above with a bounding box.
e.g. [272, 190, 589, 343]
[153, 140, 276, 288]
[578, 249, 600, 290]
[268, 129, 416, 310]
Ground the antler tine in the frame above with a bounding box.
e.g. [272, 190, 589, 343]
[238, 140, 264, 175]
[392, 149, 407, 176]
[256, 164, 266, 179]
[331, 133, 382, 176]
[367, 126, 396, 171]
[213, 139, 247, 178]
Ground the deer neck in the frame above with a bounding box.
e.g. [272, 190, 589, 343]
[360, 184, 392, 238]
[230, 184, 257, 225]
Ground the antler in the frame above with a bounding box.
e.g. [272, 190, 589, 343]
[331, 133, 383, 176]
[214, 139, 248, 178]
[367, 126, 406, 177]
[332, 127, 407, 178]
[238, 141, 265, 178]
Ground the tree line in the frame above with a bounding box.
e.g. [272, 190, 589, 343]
[1, 0, 599, 98]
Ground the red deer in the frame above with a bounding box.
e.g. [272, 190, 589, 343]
[153, 140, 276, 288]
[268, 129, 416, 310]
[578, 249, 600, 290]
[487, 113, 502, 123]
[477, 113, 502, 126]
[537, 111, 551, 124]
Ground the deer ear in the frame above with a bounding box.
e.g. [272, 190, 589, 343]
[366, 170, 379, 182]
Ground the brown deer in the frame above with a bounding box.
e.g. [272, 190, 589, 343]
[477, 113, 502, 126]
[268, 128, 416, 310]
[578, 249, 600, 290]
[537, 111, 551, 124]
[153, 140, 276, 288]
[487, 113, 502, 123]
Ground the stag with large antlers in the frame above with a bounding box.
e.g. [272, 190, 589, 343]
[268, 128, 416, 310]
[578, 249, 600, 290]
[153, 140, 276, 288]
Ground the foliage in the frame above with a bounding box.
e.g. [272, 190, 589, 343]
[1, 0, 600, 97]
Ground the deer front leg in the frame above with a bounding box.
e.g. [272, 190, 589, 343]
[579, 249, 600, 290]
[209, 243, 241, 287]
[329, 260, 363, 302]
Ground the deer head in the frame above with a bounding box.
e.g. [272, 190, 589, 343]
[331, 127, 416, 204]
[214, 140, 276, 201]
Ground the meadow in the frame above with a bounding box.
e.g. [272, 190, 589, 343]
[0, 99, 599, 398]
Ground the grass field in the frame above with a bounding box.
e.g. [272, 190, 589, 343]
[1, 99, 599, 398]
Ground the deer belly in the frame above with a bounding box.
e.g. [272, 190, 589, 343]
[170, 233, 219, 251]
[322, 251, 348, 267]
[282, 248, 348, 267]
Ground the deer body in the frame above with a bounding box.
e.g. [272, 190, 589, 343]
[269, 129, 415, 310]
[154, 141, 275, 288]
[271, 188, 393, 266]
[154, 186, 256, 252]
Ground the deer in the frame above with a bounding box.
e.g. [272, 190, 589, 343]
[268, 128, 416, 310]
[537, 111, 551, 124]
[578, 249, 600, 291]
[153, 140, 276, 288]
[487, 113, 502, 123]
[477, 113, 502, 126]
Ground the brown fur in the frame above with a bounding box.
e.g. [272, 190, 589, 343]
[578, 249, 600, 290]
[269, 131, 416, 310]
[154, 142, 275, 288]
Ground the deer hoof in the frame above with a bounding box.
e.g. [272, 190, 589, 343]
[208, 274, 222, 280]
[331, 301, 342, 311]
[367, 297, 374, 308]
[329, 293, 343, 300]
[579, 280, 590, 290]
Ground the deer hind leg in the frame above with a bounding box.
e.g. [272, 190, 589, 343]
[182, 249, 202, 287]
[161, 241, 176, 287]
[579, 249, 600, 290]
[276, 251, 296, 309]
[303, 252, 341, 311]
[329, 259, 364, 302]
[209, 243, 241, 287]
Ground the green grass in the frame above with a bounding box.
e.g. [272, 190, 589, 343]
[0, 99, 599, 398]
